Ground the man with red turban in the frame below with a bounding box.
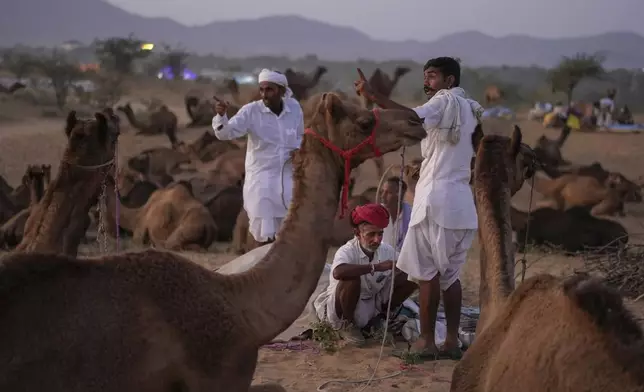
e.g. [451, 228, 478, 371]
[313, 203, 418, 346]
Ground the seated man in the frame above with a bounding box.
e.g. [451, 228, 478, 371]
[380, 176, 412, 250]
[313, 203, 418, 346]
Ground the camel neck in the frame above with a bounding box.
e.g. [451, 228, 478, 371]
[473, 144, 516, 331]
[229, 140, 341, 345]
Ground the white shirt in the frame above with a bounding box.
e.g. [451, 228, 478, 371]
[212, 99, 303, 219]
[313, 238, 398, 316]
[410, 92, 478, 230]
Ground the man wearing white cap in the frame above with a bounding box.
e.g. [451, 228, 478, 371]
[212, 69, 304, 244]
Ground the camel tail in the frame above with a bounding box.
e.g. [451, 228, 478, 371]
[562, 274, 643, 344]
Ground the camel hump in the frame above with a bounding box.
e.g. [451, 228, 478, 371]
[562, 274, 643, 344]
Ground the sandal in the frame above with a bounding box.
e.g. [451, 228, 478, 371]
[438, 346, 463, 360]
[391, 347, 439, 361]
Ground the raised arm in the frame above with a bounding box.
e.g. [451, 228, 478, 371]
[211, 100, 253, 140]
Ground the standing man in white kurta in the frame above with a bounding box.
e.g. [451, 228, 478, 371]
[355, 57, 483, 360]
[212, 69, 304, 244]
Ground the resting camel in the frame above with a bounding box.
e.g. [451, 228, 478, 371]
[533, 172, 631, 216]
[15, 111, 119, 256]
[8, 164, 51, 211]
[542, 161, 642, 203]
[450, 127, 644, 392]
[533, 125, 571, 169]
[0, 92, 426, 392]
[0, 164, 48, 249]
[219, 78, 261, 106]
[511, 205, 628, 254]
[103, 177, 217, 251]
[117, 102, 178, 136]
[283, 66, 328, 101]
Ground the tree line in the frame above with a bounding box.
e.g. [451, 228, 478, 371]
[1, 35, 642, 111]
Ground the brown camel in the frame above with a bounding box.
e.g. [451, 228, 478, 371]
[483, 85, 503, 105]
[0, 92, 426, 392]
[117, 102, 178, 136]
[185, 95, 239, 127]
[220, 78, 261, 106]
[284, 66, 328, 101]
[9, 164, 52, 211]
[361, 66, 411, 178]
[511, 205, 628, 254]
[103, 177, 217, 251]
[15, 111, 119, 255]
[450, 127, 644, 392]
[0, 165, 48, 249]
[362, 66, 411, 109]
[543, 161, 642, 203]
[532, 172, 631, 216]
[533, 125, 571, 169]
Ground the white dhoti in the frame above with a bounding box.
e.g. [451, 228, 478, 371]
[397, 208, 475, 291]
[248, 217, 284, 243]
[318, 275, 394, 329]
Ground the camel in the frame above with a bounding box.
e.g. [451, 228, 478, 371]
[15, 111, 119, 256]
[533, 125, 571, 169]
[483, 85, 503, 105]
[220, 78, 261, 106]
[360, 66, 411, 179]
[362, 67, 411, 110]
[103, 177, 217, 251]
[0, 165, 48, 249]
[0, 92, 426, 392]
[450, 128, 644, 392]
[542, 161, 642, 203]
[9, 164, 51, 211]
[185, 95, 239, 127]
[511, 205, 628, 254]
[117, 102, 178, 136]
[284, 66, 328, 101]
[532, 172, 631, 216]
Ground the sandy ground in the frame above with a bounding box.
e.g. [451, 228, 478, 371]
[1, 84, 644, 391]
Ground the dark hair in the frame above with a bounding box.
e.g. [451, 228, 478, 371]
[423, 57, 461, 87]
[386, 176, 408, 197]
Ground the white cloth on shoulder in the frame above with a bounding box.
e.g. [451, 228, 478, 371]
[258, 68, 294, 99]
[433, 87, 484, 146]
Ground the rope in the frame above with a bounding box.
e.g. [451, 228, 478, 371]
[317, 147, 407, 391]
[114, 141, 120, 252]
[518, 174, 536, 282]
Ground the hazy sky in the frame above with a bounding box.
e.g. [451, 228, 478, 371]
[106, 0, 641, 41]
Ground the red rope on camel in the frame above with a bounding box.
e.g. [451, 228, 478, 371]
[304, 108, 382, 218]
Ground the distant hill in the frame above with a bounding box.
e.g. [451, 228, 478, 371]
[3, 0, 644, 68]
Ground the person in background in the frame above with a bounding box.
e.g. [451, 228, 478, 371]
[380, 176, 412, 250]
[313, 204, 417, 346]
[212, 69, 303, 245]
[598, 89, 616, 128]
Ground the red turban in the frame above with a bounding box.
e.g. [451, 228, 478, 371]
[350, 203, 390, 229]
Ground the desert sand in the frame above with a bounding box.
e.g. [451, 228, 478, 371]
[1, 80, 643, 391]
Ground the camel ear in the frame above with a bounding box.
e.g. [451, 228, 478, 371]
[65, 111, 77, 137]
[508, 125, 522, 157]
[471, 123, 484, 153]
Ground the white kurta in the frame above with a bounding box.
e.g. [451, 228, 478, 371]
[212, 98, 303, 241]
[313, 238, 399, 329]
[408, 92, 478, 230]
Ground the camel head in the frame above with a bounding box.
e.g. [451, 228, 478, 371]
[305, 92, 425, 167]
[64, 110, 119, 169]
[474, 125, 536, 196]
